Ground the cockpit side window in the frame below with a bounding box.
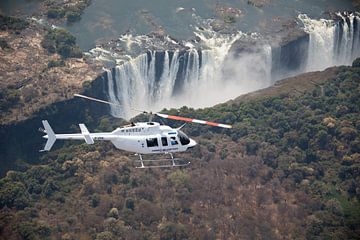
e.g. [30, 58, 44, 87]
[178, 130, 190, 145]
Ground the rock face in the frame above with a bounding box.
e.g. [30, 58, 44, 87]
[0, 20, 102, 124]
[247, 0, 271, 8]
[271, 33, 309, 80]
[353, 0, 360, 10]
[228, 16, 310, 80]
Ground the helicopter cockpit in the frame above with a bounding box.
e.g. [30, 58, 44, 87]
[178, 130, 191, 145]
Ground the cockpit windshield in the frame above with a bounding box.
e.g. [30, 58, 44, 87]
[178, 130, 190, 145]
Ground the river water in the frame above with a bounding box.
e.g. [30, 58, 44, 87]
[0, 0, 355, 50]
[63, 0, 355, 50]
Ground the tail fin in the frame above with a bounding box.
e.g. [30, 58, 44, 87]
[41, 120, 56, 152]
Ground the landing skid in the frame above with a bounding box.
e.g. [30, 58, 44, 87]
[134, 153, 190, 169]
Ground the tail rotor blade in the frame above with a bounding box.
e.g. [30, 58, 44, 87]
[156, 113, 232, 129]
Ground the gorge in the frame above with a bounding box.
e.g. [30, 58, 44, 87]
[91, 12, 360, 118]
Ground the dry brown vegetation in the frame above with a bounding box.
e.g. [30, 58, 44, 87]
[1, 64, 359, 239]
[0, 19, 102, 124]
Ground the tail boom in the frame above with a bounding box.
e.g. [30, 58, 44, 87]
[41, 121, 116, 152]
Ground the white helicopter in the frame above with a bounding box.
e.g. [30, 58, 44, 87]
[40, 94, 232, 168]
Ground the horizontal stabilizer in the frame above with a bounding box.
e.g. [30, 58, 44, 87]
[79, 124, 94, 144]
[41, 120, 56, 151]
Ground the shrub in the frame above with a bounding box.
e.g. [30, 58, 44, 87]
[352, 58, 360, 68]
[43, 179, 59, 198]
[66, 11, 81, 23]
[0, 15, 29, 31]
[15, 221, 39, 240]
[0, 38, 10, 49]
[95, 231, 114, 240]
[47, 8, 65, 19]
[159, 222, 188, 240]
[0, 181, 29, 210]
[125, 198, 135, 210]
[224, 15, 236, 23]
[0, 88, 20, 111]
[316, 130, 330, 149]
[107, 208, 119, 219]
[41, 28, 82, 58]
[245, 140, 260, 155]
[91, 194, 100, 207]
[304, 149, 317, 163]
[47, 59, 65, 68]
[167, 170, 191, 189]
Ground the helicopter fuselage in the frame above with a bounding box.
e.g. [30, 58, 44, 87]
[100, 122, 196, 154]
[41, 121, 196, 155]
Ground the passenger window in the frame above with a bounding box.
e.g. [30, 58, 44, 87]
[146, 138, 158, 147]
[170, 136, 178, 145]
[161, 137, 168, 146]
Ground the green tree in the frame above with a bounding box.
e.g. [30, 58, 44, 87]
[316, 130, 330, 149]
[159, 222, 188, 240]
[41, 29, 82, 58]
[95, 231, 114, 240]
[125, 198, 135, 210]
[0, 181, 29, 210]
[167, 170, 191, 190]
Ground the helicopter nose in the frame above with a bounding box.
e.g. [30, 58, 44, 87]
[187, 138, 197, 149]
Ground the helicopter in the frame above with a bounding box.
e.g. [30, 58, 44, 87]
[40, 94, 232, 168]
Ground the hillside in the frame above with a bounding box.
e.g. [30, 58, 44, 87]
[0, 60, 359, 239]
[0, 15, 102, 125]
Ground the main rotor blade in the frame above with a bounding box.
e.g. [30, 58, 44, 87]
[74, 94, 121, 106]
[74, 94, 147, 114]
[156, 113, 232, 129]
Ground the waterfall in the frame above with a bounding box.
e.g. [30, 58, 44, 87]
[106, 41, 273, 119]
[100, 13, 359, 119]
[299, 12, 360, 72]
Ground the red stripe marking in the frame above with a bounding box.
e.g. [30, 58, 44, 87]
[166, 115, 194, 122]
[163, 114, 229, 128]
[205, 121, 219, 127]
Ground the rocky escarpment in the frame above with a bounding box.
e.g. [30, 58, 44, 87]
[353, 0, 360, 10]
[0, 17, 103, 125]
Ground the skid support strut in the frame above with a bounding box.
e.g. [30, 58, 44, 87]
[135, 153, 190, 169]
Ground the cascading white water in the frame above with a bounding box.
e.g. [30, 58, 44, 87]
[106, 30, 273, 119]
[299, 12, 360, 72]
[100, 13, 359, 119]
